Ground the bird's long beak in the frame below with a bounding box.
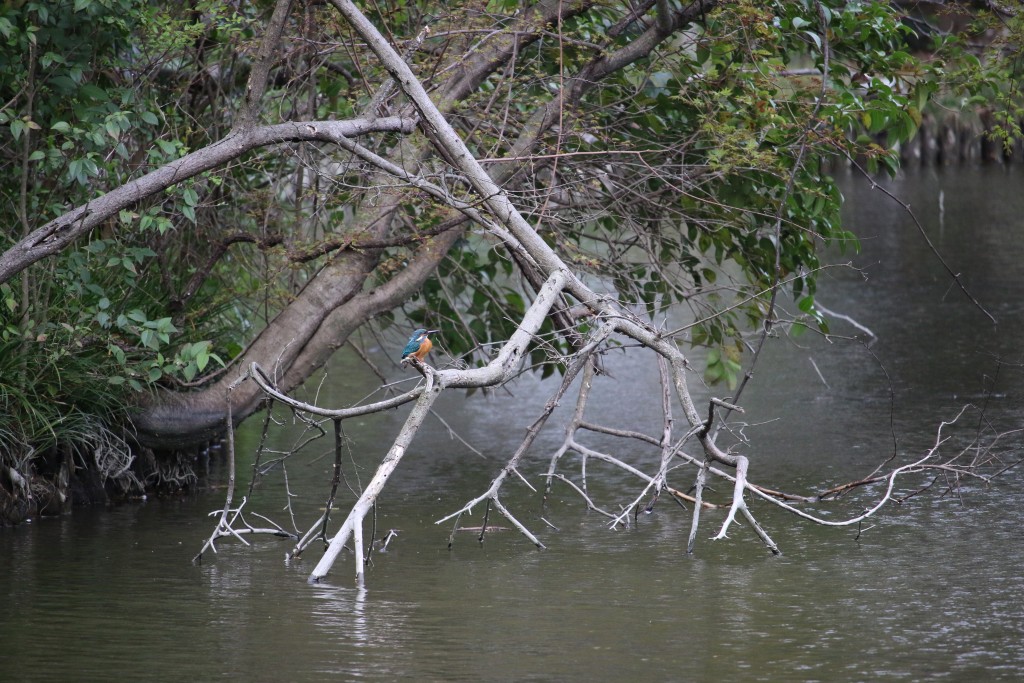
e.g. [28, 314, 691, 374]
[426, 329, 440, 335]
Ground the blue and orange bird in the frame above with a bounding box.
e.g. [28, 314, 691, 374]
[400, 328, 439, 364]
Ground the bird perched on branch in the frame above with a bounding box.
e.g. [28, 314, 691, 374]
[400, 328, 439, 365]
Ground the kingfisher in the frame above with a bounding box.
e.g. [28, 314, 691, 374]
[400, 328, 439, 364]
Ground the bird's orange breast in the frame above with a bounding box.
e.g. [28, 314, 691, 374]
[412, 337, 432, 360]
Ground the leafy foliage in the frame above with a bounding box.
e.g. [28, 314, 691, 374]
[0, 1, 255, 393]
[399, 0, 930, 373]
[927, 4, 1024, 155]
[0, 0, 263, 469]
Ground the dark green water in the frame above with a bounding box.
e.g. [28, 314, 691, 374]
[2, 168, 1023, 682]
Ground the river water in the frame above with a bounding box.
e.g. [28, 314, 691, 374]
[2, 168, 1023, 682]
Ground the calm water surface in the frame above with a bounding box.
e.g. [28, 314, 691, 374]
[2, 167, 1024, 682]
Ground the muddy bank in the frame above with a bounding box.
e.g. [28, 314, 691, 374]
[0, 441, 219, 525]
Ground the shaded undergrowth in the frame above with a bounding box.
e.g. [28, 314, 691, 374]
[0, 334, 202, 524]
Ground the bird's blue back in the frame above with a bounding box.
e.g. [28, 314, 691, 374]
[401, 328, 427, 358]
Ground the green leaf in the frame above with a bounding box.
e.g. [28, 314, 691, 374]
[140, 329, 159, 350]
[193, 341, 212, 371]
[107, 344, 126, 365]
[154, 317, 176, 334]
[79, 84, 109, 101]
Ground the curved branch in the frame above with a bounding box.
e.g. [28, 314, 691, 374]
[0, 116, 416, 284]
[248, 362, 424, 417]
